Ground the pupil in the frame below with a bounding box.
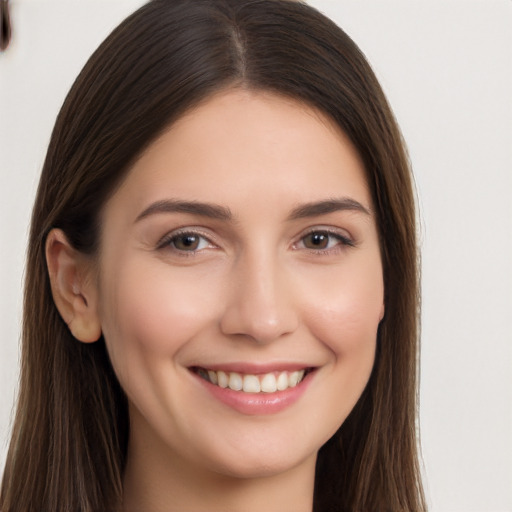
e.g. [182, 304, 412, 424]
[177, 235, 198, 250]
[308, 232, 328, 248]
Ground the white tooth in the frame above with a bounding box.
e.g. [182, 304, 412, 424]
[297, 369, 305, 383]
[260, 373, 277, 393]
[276, 371, 289, 391]
[243, 375, 260, 393]
[207, 370, 218, 385]
[289, 371, 300, 387]
[228, 372, 243, 391]
[217, 371, 228, 388]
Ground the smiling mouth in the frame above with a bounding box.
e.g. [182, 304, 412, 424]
[191, 367, 313, 393]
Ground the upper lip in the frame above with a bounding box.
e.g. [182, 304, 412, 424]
[189, 362, 316, 374]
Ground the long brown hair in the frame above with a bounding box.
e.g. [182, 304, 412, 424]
[1, 1, 425, 510]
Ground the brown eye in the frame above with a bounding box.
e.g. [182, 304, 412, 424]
[158, 230, 214, 254]
[172, 234, 202, 251]
[298, 230, 354, 252]
[302, 232, 330, 249]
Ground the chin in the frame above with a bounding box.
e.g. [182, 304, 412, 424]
[193, 430, 321, 482]
[209, 452, 315, 480]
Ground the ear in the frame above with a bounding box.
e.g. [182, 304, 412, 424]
[379, 302, 385, 322]
[45, 229, 102, 343]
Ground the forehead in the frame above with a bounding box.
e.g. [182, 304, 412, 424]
[104, 88, 371, 222]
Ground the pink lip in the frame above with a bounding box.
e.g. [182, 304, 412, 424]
[190, 361, 311, 374]
[191, 368, 314, 416]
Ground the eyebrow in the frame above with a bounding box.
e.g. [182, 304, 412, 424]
[287, 198, 371, 220]
[135, 197, 370, 224]
[135, 199, 233, 223]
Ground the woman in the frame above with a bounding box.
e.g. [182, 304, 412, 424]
[0, 0, 425, 510]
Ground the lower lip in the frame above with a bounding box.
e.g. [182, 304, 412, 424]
[192, 371, 314, 415]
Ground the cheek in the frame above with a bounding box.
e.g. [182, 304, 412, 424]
[98, 258, 223, 377]
[304, 274, 383, 430]
[309, 297, 380, 378]
[301, 257, 383, 387]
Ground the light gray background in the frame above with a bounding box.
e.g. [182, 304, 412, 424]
[1, 1, 511, 510]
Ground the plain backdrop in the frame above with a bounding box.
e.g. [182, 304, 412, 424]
[1, 1, 511, 510]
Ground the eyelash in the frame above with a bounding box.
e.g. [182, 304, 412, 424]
[157, 228, 355, 256]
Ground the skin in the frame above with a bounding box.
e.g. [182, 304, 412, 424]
[47, 89, 384, 512]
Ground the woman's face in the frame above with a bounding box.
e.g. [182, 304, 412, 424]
[95, 89, 384, 479]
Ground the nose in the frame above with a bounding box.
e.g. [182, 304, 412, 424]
[219, 251, 299, 344]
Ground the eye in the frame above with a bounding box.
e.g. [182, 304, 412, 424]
[158, 230, 213, 253]
[296, 229, 354, 252]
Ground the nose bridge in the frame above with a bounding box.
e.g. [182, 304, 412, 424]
[219, 245, 298, 343]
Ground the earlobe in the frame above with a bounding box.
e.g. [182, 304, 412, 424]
[379, 302, 385, 322]
[45, 229, 102, 343]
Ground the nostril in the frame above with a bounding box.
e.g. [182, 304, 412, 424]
[220, 315, 297, 345]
